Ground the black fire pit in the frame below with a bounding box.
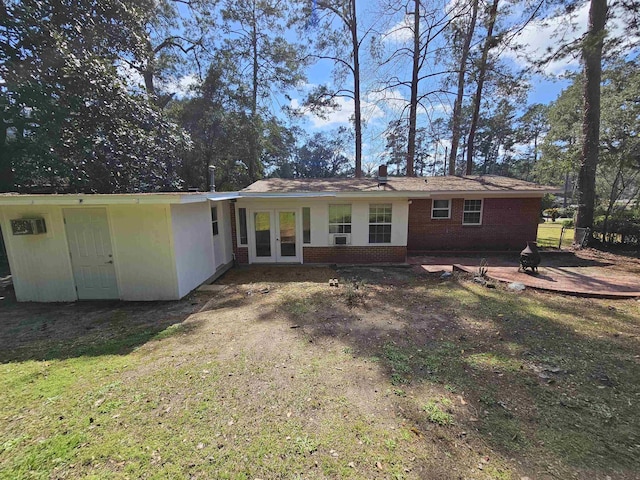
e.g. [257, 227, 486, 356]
[519, 241, 540, 273]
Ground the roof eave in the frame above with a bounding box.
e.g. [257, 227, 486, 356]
[0, 194, 209, 206]
[239, 192, 338, 198]
[238, 189, 559, 198]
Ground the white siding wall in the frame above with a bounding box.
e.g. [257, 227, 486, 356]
[107, 204, 178, 301]
[1, 201, 225, 302]
[0, 205, 76, 302]
[235, 197, 410, 262]
[170, 202, 215, 298]
[218, 200, 234, 266]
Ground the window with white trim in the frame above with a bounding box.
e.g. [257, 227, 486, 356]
[238, 207, 248, 245]
[431, 199, 451, 219]
[211, 206, 219, 236]
[463, 199, 482, 225]
[329, 205, 352, 233]
[369, 204, 392, 243]
[302, 207, 311, 244]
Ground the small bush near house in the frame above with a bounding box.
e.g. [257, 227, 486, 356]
[343, 279, 366, 307]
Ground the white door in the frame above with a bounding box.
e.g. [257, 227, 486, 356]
[250, 210, 300, 263]
[276, 210, 299, 263]
[64, 208, 118, 300]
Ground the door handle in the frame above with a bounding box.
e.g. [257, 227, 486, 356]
[106, 260, 113, 264]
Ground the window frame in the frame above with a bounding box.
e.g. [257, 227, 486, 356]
[211, 206, 219, 236]
[368, 203, 392, 244]
[462, 199, 483, 225]
[328, 204, 352, 234]
[238, 207, 248, 245]
[431, 199, 451, 219]
[302, 207, 311, 244]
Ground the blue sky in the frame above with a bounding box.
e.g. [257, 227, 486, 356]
[280, 0, 589, 164]
[163, 0, 637, 166]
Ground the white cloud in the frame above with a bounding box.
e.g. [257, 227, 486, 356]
[290, 96, 385, 129]
[383, 15, 413, 43]
[505, 1, 638, 75]
[164, 74, 200, 98]
[366, 89, 408, 114]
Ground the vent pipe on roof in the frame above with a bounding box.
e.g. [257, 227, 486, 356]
[208, 165, 216, 192]
[377, 165, 388, 189]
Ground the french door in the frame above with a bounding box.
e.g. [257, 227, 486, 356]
[251, 210, 300, 263]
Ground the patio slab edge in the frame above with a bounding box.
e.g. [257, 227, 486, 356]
[452, 264, 640, 299]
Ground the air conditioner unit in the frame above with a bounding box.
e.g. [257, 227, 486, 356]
[10, 218, 47, 236]
[329, 233, 351, 246]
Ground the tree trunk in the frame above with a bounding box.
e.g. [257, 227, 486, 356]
[350, 0, 362, 178]
[448, 0, 478, 176]
[0, 121, 13, 192]
[406, 0, 421, 177]
[575, 0, 607, 242]
[465, 0, 498, 176]
[248, 0, 260, 182]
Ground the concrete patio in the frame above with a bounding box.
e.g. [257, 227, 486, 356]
[409, 251, 640, 298]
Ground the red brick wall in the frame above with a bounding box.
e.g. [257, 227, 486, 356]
[303, 246, 407, 264]
[236, 247, 249, 264]
[407, 197, 541, 252]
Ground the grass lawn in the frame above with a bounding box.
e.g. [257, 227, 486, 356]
[1, 266, 639, 479]
[537, 221, 575, 249]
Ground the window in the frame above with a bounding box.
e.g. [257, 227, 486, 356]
[238, 207, 248, 245]
[463, 199, 483, 225]
[329, 205, 351, 234]
[211, 206, 219, 236]
[431, 199, 451, 219]
[369, 204, 392, 243]
[303, 207, 311, 244]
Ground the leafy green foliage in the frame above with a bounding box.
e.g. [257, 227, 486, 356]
[172, 61, 298, 191]
[272, 129, 352, 179]
[593, 210, 640, 245]
[1, 0, 190, 193]
[536, 60, 640, 218]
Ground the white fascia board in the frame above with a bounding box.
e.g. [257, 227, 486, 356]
[417, 190, 559, 198]
[203, 193, 241, 202]
[334, 191, 423, 199]
[239, 192, 337, 199]
[0, 194, 209, 206]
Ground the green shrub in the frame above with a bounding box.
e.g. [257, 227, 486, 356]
[562, 219, 574, 228]
[593, 211, 640, 245]
[556, 206, 576, 219]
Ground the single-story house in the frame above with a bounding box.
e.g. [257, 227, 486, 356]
[231, 175, 556, 264]
[0, 174, 556, 302]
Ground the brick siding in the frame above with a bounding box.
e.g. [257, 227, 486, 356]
[236, 247, 249, 264]
[303, 246, 407, 264]
[408, 197, 541, 252]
